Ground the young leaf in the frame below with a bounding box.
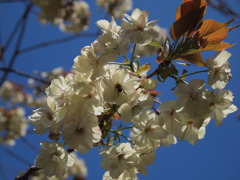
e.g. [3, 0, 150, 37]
[170, 7, 206, 41]
[178, 52, 206, 66]
[137, 64, 151, 75]
[176, 0, 207, 20]
[199, 41, 235, 51]
[194, 19, 234, 46]
[148, 42, 164, 49]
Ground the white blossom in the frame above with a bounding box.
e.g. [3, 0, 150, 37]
[173, 102, 211, 145]
[0, 107, 27, 146]
[73, 45, 106, 80]
[118, 89, 154, 123]
[35, 141, 74, 177]
[134, 146, 156, 175]
[135, 25, 167, 57]
[32, 0, 90, 33]
[67, 153, 87, 178]
[158, 100, 182, 133]
[140, 78, 158, 90]
[94, 18, 130, 61]
[97, 0, 132, 19]
[174, 79, 206, 107]
[28, 104, 62, 135]
[46, 75, 73, 108]
[103, 169, 138, 180]
[62, 112, 102, 154]
[31, 0, 63, 24]
[206, 50, 232, 90]
[131, 110, 169, 148]
[101, 143, 137, 179]
[206, 90, 237, 126]
[71, 81, 104, 116]
[102, 68, 141, 105]
[121, 8, 159, 45]
[59, 1, 90, 34]
[0, 80, 33, 105]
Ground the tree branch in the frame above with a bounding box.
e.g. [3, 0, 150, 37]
[15, 166, 40, 180]
[0, 67, 50, 85]
[207, 0, 240, 19]
[18, 32, 100, 54]
[0, 3, 33, 87]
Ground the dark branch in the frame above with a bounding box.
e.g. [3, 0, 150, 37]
[19, 32, 99, 54]
[0, 67, 50, 85]
[0, 3, 33, 87]
[4, 2, 32, 52]
[67, 149, 75, 153]
[0, 68, 51, 85]
[15, 166, 40, 180]
[207, 0, 240, 19]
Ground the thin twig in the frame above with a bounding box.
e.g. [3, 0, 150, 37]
[18, 32, 99, 54]
[108, 130, 135, 145]
[3, 2, 32, 55]
[0, 67, 50, 85]
[130, 44, 137, 72]
[179, 70, 208, 78]
[207, 0, 240, 19]
[146, 68, 158, 79]
[0, 3, 33, 87]
[154, 99, 161, 104]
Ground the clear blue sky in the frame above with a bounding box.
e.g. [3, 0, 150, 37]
[0, 1, 240, 180]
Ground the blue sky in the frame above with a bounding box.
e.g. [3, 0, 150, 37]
[0, 0, 240, 180]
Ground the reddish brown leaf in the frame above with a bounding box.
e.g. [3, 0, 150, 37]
[170, 6, 206, 41]
[178, 52, 206, 66]
[198, 41, 235, 51]
[195, 19, 234, 42]
[176, 0, 207, 20]
[228, 24, 240, 32]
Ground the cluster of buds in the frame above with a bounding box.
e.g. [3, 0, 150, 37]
[31, 0, 90, 33]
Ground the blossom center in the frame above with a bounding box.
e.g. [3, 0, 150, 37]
[137, 26, 144, 31]
[115, 83, 123, 93]
[117, 153, 125, 160]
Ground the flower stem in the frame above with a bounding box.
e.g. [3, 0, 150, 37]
[108, 130, 134, 145]
[179, 70, 208, 78]
[130, 44, 137, 72]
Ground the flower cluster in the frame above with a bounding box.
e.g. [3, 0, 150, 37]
[24, 152, 86, 180]
[0, 107, 27, 146]
[31, 0, 90, 33]
[97, 0, 132, 18]
[33, 142, 87, 179]
[0, 67, 67, 108]
[28, 2, 238, 179]
[0, 80, 34, 105]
